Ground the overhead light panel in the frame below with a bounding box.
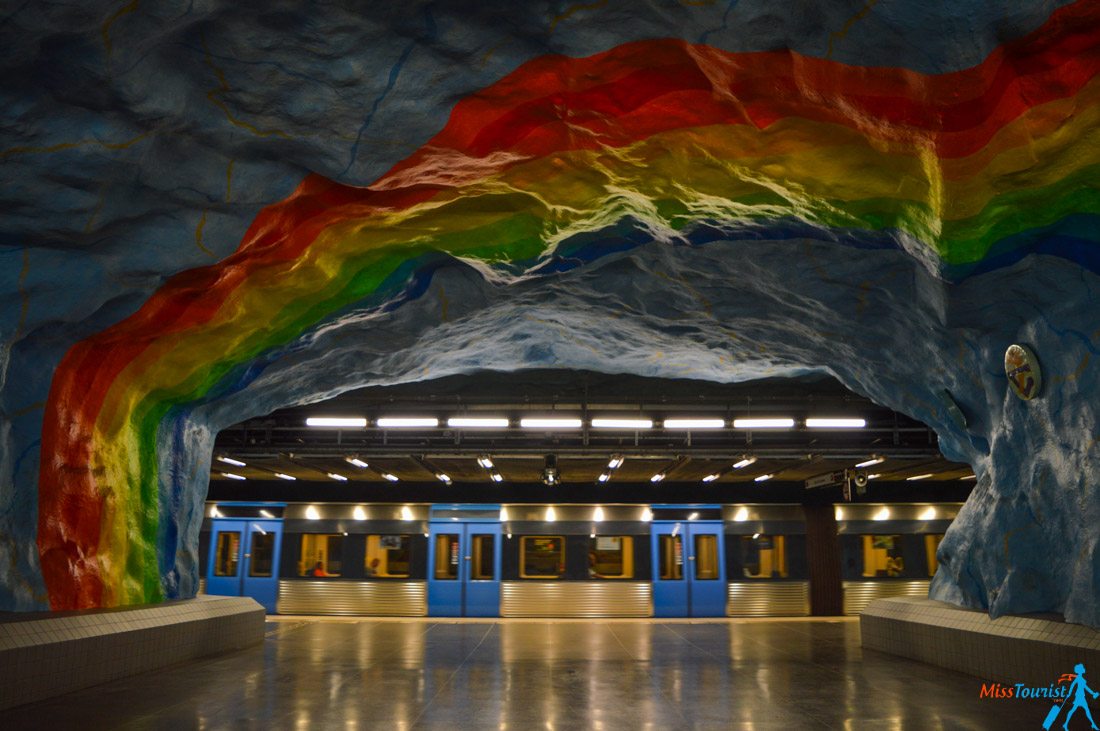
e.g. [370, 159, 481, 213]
[807, 417, 866, 428]
[597, 473, 610, 483]
[345, 457, 369, 468]
[855, 455, 885, 468]
[447, 417, 509, 428]
[591, 418, 653, 429]
[435, 473, 452, 485]
[961, 474, 976, 480]
[734, 418, 794, 429]
[327, 472, 348, 481]
[520, 417, 583, 429]
[650, 473, 666, 483]
[542, 455, 560, 486]
[274, 473, 296, 481]
[702, 473, 721, 483]
[381, 472, 399, 482]
[867, 473, 882, 480]
[664, 418, 724, 429]
[732, 456, 758, 469]
[754, 473, 774, 482]
[477, 456, 495, 469]
[607, 455, 624, 469]
[490, 472, 504, 483]
[221, 472, 246, 481]
[376, 417, 439, 428]
[906, 473, 934, 481]
[217, 456, 246, 467]
[306, 417, 367, 428]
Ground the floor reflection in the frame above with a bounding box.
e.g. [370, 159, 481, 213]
[0, 617, 1033, 729]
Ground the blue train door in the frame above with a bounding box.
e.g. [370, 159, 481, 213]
[206, 518, 283, 613]
[651, 521, 725, 617]
[427, 520, 502, 617]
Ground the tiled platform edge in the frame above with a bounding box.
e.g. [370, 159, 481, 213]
[861, 597, 1100, 686]
[0, 595, 264, 710]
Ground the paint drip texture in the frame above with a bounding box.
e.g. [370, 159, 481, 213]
[1, 1, 1099, 624]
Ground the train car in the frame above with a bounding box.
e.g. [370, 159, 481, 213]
[199, 501, 959, 617]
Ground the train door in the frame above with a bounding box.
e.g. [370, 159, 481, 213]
[427, 521, 502, 616]
[651, 521, 725, 617]
[206, 518, 283, 613]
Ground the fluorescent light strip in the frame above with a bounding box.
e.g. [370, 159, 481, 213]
[381, 473, 399, 482]
[217, 456, 246, 467]
[436, 473, 452, 484]
[597, 473, 610, 483]
[961, 474, 977, 480]
[855, 456, 885, 468]
[650, 473, 666, 483]
[591, 418, 653, 429]
[702, 473, 720, 483]
[806, 417, 866, 428]
[490, 472, 504, 483]
[274, 473, 296, 481]
[306, 417, 367, 428]
[867, 473, 882, 480]
[607, 456, 624, 469]
[754, 474, 774, 482]
[327, 473, 348, 481]
[345, 457, 369, 468]
[733, 418, 795, 429]
[663, 418, 724, 429]
[906, 473, 934, 481]
[221, 472, 246, 480]
[520, 417, 583, 429]
[477, 456, 495, 469]
[376, 417, 439, 428]
[447, 417, 509, 428]
[732, 456, 758, 469]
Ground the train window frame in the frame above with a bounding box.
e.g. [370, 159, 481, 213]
[213, 531, 240, 576]
[587, 536, 634, 579]
[520, 535, 565, 579]
[366, 534, 413, 578]
[861, 534, 905, 577]
[739, 534, 789, 579]
[924, 534, 945, 577]
[300, 533, 344, 577]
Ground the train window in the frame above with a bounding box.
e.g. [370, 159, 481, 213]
[658, 534, 683, 580]
[249, 530, 275, 577]
[925, 534, 945, 577]
[213, 531, 240, 576]
[300, 534, 343, 577]
[520, 536, 564, 578]
[367, 535, 412, 578]
[740, 535, 788, 578]
[471, 534, 495, 580]
[694, 534, 720, 580]
[863, 534, 904, 577]
[588, 536, 634, 579]
[434, 534, 460, 580]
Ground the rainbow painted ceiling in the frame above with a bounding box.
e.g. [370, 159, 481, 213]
[2, 1, 1099, 622]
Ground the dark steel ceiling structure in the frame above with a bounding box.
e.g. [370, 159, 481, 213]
[209, 371, 973, 504]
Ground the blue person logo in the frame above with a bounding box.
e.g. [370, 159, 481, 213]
[1044, 663, 1100, 730]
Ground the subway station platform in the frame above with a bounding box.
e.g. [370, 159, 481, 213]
[0, 616, 1034, 729]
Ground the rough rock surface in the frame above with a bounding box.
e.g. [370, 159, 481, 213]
[1, 1, 1098, 626]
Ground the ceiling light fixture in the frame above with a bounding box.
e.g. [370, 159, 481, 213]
[867, 473, 882, 480]
[919, 507, 937, 521]
[663, 418, 724, 429]
[259, 509, 273, 518]
[520, 417, 583, 429]
[688, 512, 699, 521]
[217, 456, 246, 467]
[545, 506, 557, 522]
[345, 457, 369, 468]
[961, 474, 977, 480]
[597, 473, 610, 483]
[806, 417, 866, 428]
[435, 473, 452, 485]
[906, 473, 934, 481]
[641, 508, 653, 522]
[447, 417, 509, 428]
[376, 417, 439, 428]
[305, 505, 320, 520]
[401, 506, 414, 521]
[702, 473, 721, 483]
[490, 472, 504, 483]
[733, 507, 749, 522]
[732, 456, 758, 469]
[593, 507, 604, 522]
[754, 473, 774, 482]
[306, 417, 367, 428]
[327, 472, 348, 481]
[221, 472, 246, 480]
[733, 418, 795, 429]
[752, 532, 760, 540]
[650, 473, 666, 483]
[542, 455, 560, 486]
[591, 418, 653, 429]
[274, 473, 296, 481]
[873, 507, 891, 521]
[353, 506, 367, 521]
[477, 456, 495, 469]
[855, 455, 885, 468]
[381, 472, 399, 482]
[607, 455, 624, 469]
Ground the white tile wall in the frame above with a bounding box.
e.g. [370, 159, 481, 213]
[861, 597, 1100, 686]
[0, 596, 264, 711]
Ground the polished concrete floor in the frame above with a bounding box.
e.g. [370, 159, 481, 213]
[2, 617, 1038, 729]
